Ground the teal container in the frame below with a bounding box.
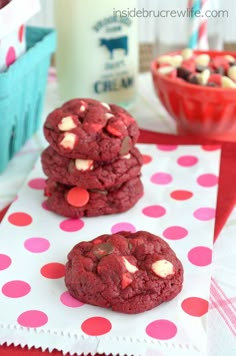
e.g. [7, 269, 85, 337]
[0, 26, 56, 173]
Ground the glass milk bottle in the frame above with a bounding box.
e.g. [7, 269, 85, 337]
[54, 0, 138, 109]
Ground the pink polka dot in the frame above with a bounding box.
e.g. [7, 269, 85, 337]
[111, 222, 136, 234]
[188, 246, 212, 266]
[146, 319, 177, 340]
[59, 219, 84, 232]
[8, 212, 32, 226]
[18, 25, 24, 42]
[151, 172, 172, 185]
[6, 46, 16, 67]
[17, 310, 48, 328]
[197, 174, 218, 187]
[60, 291, 84, 308]
[194, 207, 215, 221]
[181, 297, 209, 317]
[156, 145, 178, 151]
[0, 254, 11, 271]
[163, 226, 188, 240]
[28, 178, 46, 190]
[142, 205, 166, 218]
[2, 280, 31, 298]
[24, 238, 50, 253]
[41, 200, 49, 211]
[81, 316, 112, 336]
[177, 155, 198, 167]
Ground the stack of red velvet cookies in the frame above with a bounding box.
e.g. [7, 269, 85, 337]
[41, 98, 143, 218]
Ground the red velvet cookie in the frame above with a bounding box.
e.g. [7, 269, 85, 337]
[65, 231, 183, 314]
[41, 146, 143, 189]
[44, 177, 143, 218]
[43, 98, 139, 161]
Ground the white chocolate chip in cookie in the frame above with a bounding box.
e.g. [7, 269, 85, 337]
[105, 113, 114, 120]
[75, 159, 94, 171]
[157, 66, 175, 75]
[60, 133, 77, 150]
[122, 153, 131, 159]
[151, 259, 174, 278]
[122, 257, 138, 273]
[101, 102, 111, 111]
[58, 116, 77, 131]
[197, 69, 210, 85]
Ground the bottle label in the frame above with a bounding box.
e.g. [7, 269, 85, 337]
[92, 15, 137, 102]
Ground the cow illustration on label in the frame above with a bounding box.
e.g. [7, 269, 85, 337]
[99, 36, 128, 59]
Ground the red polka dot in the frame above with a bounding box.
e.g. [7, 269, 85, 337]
[202, 145, 221, 151]
[170, 190, 193, 200]
[28, 178, 46, 190]
[194, 207, 215, 221]
[40, 262, 65, 279]
[163, 226, 188, 240]
[17, 310, 48, 328]
[81, 316, 112, 336]
[142, 205, 166, 218]
[177, 155, 198, 167]
[181, 297, 209, 317]
[60, 291, 84, 308]
[146, 319, 177, 340]
[24, 238, 50, 253]
[60, 219, 84, 232]
[151, 172, 172, 185]
[2, 280, 31, 298]
[142, 154, 152, 164]
[0, 254, 11, 271]
[18, 25, 24, 42]
[156, 145, 178, 151]
[197, 174, 218, 187]
[111, 222, 136, 234]
[8, 212, 32, 226]
[6, 46, 16, 67]
[188, 246, 212, 266]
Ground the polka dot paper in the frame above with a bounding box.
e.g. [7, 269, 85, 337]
[0, 144, 221, 356]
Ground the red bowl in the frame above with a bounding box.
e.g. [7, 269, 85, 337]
[151, 50, 236, 141]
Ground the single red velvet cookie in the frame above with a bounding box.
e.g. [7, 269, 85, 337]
[44, 177, 143, 218]
[41, 146, 143, 189]
[65, 231, 183, 314]
[43, 98, 139, 161]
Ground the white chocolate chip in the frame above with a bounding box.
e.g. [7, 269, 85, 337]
[101, 102, 111, 110]
[222, 76, 236, 88]
[224, 54, 235, 64]
[197, 69, 210, 85]
[181, 48, 193, 60]
[151, 259, 174, 278]
[60, 133, 77, 150]
[170, 55, 183, 68]
[122, 257, 138, 273]
[157, 55, 173, 64]
[80, 105, 86, 112]
[195, 54, 210, 67]
[58, 116, 77, 131]
[122, 153, 131, 159]
[75, 159, 94, 171]
[227, 66, 236, 82]
[105, 113, 114, 120]
[157, 66, 175, 75]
